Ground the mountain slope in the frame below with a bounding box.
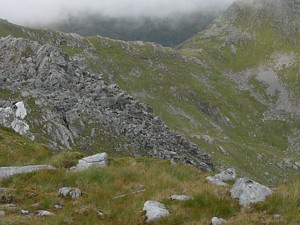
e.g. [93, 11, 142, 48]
[0, 0, 299, 185]
[0, 35, 212, 171]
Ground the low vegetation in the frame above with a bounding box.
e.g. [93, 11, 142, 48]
[0, 127, 300, 225]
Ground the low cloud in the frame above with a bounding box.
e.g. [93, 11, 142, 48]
[0, 0, 235, 25]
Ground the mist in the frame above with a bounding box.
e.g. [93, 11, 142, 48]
[0, 0, 235, 26]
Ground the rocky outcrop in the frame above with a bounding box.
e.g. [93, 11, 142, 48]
[0, 165, 56, 180]
[0, 101, 34, 140]
[143, 201, 170, 223]
[0, 37, 212, 171]
[230, 178, 273, 206]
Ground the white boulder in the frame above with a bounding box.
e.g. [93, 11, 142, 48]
[211, 217, 227, 225]
[230, 178, 273, 206]
[143, 201, 170, 223]
[73, 153, 108, 171]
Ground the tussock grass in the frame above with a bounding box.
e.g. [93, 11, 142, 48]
[0, 152, 239, 225]
[0, 129, 299, 224]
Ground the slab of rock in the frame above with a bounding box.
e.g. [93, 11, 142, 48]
[206, 176, 229, 187]
[72, 153, 108, 171]
[170, 195, 193, 201]
[230, 178, 273, 206]
[0, 187, 16, 192]
[0, 165, 56, 180]
[58, 187, 81, 198]
[143, 201, 170, 223]
[211, 217, 227, 225]
[37, 210, 55, 216]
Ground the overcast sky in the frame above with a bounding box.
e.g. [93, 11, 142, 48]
[0, 0, 235, 25]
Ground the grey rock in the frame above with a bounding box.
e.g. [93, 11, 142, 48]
[0, 165, 56, 180]
[54, 204, 63, 209]
[217, 146, 230, 156]
[37, 210, 55, 216]
[206, 176, 229, 187]
[97, 211, 105, 217]
[143, 201, 170, 223]
[58, 187, 82, 198]
[170, 195, 193, 201]
[0, 210, 5, 217]
[206, 168, 236, 187]
[0, 187, 16, 192]
[73, 153, 108, 171]
[211, 217, 227, 225]
[273, 214, 281, 220]
[0, 101, 34, 140]
[2, 204, 17, 208]
[214, 168, 236, 182]
[230, 178, 273, 206]
[20, 210, 29, 215]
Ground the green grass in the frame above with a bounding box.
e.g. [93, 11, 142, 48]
[0, 127, 299, 224]
[0, 125, 51, 166]
[0, 149, 299, 224]
[21, 46, 33, 58]
[59, 45, 83, 57]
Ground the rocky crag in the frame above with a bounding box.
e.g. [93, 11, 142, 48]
[0, 36, 212, 171]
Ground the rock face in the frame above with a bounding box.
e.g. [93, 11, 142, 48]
[0, 36, 212, 172]
[58, 187, 82, 198]
[73, 153, 108, 171]
[143, 201, 170, 223]
[0, 165, 56, 180]
[230, 178, 273, 206]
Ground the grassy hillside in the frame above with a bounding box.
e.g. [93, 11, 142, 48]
[0, 126, 299, 224]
